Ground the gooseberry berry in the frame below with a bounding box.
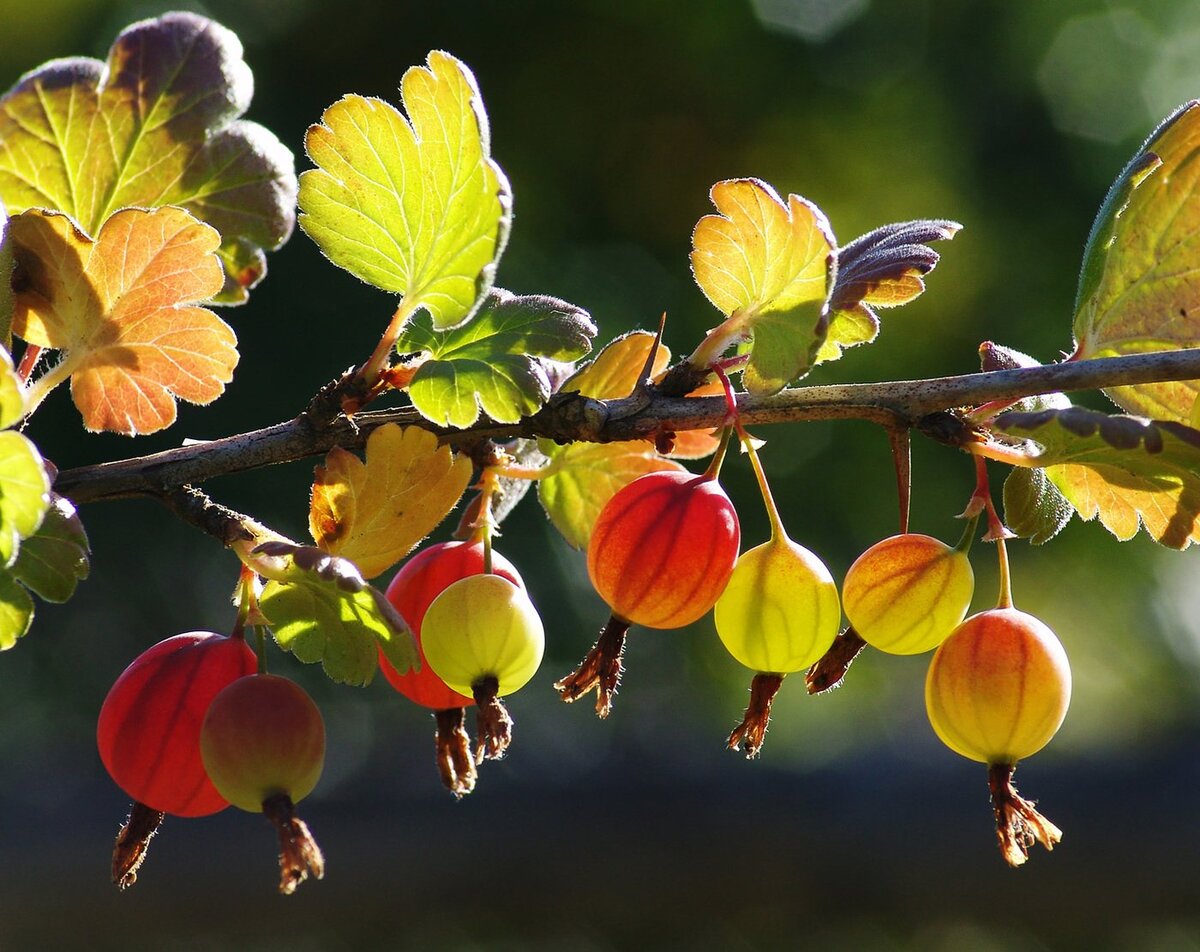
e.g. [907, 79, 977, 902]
[925, 606, 1071, 866]
[200, 673, 327, 893]
[843, 532, 974, 655]
[421, 573, 545, 760]
[96, 630, 257, 887]
[559, 468, 740, 717]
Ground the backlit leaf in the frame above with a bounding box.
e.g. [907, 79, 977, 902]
[299, 51, 511, 329]
[1073, 102, 1200, 420]
[10, 207, 236, 435]
[0, 430, 49, 567]
[0, 570, 33, 650]
[0, 343, 23, 428]
[997, 407, 1200, 548]
[691, 178, 835, 395]
[537, 440, 685, 549]
[0, 11, 295, 303]
[397, 289, 595, 426]
[252, 541, 417, 685]
[0, 199, 12, 347]
[10, 492, 89, 602]
[1002, 467, 1074, 545]
[564, 330, 670, 400]
[309, 424, 472, 579]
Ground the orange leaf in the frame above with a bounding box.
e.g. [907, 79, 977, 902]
[10, 207, 235, 434]
[309, 424, 473, 578]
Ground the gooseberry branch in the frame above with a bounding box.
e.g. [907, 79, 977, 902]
[50, 348, 1200, 506]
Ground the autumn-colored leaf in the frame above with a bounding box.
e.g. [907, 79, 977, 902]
[690, 178, 835, 395]
[0, 12, 295, 303]
[537, 440, 685, 549]
[299, 51, 511, 330]
[397, 289, 595, 426]
[0, 200, 12, 347]
[309, 424, 473, 579]
[1072, 102, 1200, 421]
[10, 207, 236, 434]
[997, 407, 1200, 548]
[563, 330, 670, 400]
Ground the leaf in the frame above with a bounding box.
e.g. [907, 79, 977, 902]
[691, 178, 835, 395]
[9, 492, 89, 602]
[0, 199, 12, 347]
[818, 220, 959, 366]
[252, 541, 417, 685]
[1002, 467, 1074, 545]
[537, 440, 685, 549]
[309, 424, 472, 579]
[1072, 102, 1200, 421]
[815, 303, 879, 365]
[0, 342, 24, 428]
[10, 206, 236, 435]
[0, 570, 33, 650]
[397, 289, 596, 426]
[563, 330, 670, 399]
[0, 12, 295, 303]
[299, 51, 511, 329]
[996, 406, 1200, 548]
[0, 431, 49, 567]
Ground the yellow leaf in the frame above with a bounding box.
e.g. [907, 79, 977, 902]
[10, 207, 234, 435]
[565, 330, 671, 400]
[691, 178, 833, 317]
[310, 424, 473, 578]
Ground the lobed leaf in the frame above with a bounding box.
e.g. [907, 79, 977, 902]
[997, 406, 1200, 548]
[0, 11, 295, 303]
[9, 492, 89, 602]
[397, 288, 595, 426]
[252, 541, 417, 685]
[1072, 102, 1200, 420]
[299, 51, 511, 329]
[691, 178, 835, 394]
[309, 424, 472, 579]
[537, 439, 685, 549]
[10, 206, 236, 435]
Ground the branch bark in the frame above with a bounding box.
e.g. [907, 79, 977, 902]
[52, 348, 1200, 505]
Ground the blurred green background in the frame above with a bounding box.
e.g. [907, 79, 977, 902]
[4, 0, 1200, 948]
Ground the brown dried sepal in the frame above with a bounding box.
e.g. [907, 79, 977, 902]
[805, 627, 868, 694]
[471, 676, 514, 763]
[263, 793, 325, 895]
[728, 673, 784, 758]
[554, 615, 631, 718]
[111, 801, 165, 889]
[987, 762, 1062, 867]
[434, 707, 477, 797]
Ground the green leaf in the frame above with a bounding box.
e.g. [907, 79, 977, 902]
[996, 406, 1200, 548]
[0, 11, 296, 303]
[0, 199, 12, 348]
[253, 541, 416, 685]
[0, 430, 49, 566]
[815, 304, 879, 365]
[741, 304, 828, 393]
[398, 289, 596, 426]
[299, 50, 511, 329]
[0, 342, 23, 429]
[1072, 101, 1200, 420]
[1002, 467, 1074, 545]
[10, 493, 89, 602]
[537, 440, 685, 549]
[0, 570, 33, 650]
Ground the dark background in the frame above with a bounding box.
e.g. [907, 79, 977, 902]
[3, 1, 1200, 948]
